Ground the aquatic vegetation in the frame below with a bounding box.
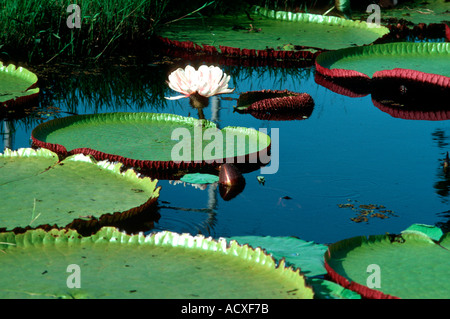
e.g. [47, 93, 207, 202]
[0, 227, 314, 299]
[0, 62, 39, 114]
[31, 112, 271, 172]
[315, 61, 450, 121]
[325, 224, 450, 299]
[235, 89, 315, 121]
[165, 64, 234, 117]
[0, 0, 178, 62]
[227, 235, 361, 299]
[218, 163, 244, 186]
[353, 0, 450, 25]
[315, 42, 450, 84]
[180, 173, 219, 184]
[0, 148, 160, 234]
[337, 200, 398, 223]
[3, 0, 450, 301]
[156, 5, 388, 63]
[166, 65, 235, 101]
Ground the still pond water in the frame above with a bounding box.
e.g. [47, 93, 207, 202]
[2, 57, 449, 245]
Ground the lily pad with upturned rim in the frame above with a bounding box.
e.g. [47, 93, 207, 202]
[31, 112, 271, 171]
[0, 227, 314, 299]
[227, 235, 361, 299]
[157, 6, 389, 62]
[0, 148, 160, 233]
[315, 42, 450, 88]
[0, 62, 39, 107]
[324, 226, 450, 299]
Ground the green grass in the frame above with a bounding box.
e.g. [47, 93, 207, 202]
[0, 0, 170, 63]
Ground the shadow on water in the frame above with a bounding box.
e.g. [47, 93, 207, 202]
[2, 54, 450, 243]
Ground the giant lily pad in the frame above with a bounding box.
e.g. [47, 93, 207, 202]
[371, 75, 450, 121]
[157, 6, 389, 61]
[354, 0, 450, 25]
[0, 148, 160, 233]
[227, 235, 361, 299]
[325, 225, 450, 299]
[315, 42, 450, 88]
[227, 235, 328, 277]
[0, 227, 314, 299]
[31, 112, 271, 171]
[0, 62, 39, 108]
[315, 64, 450, 121]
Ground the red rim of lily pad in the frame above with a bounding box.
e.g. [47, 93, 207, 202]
[156, 36, 321, 65]
[370, 73, 450, 120]
[323, 237, 400, 299]
[324, 227, 450, 299]
[315, 42, 450, 89]
[324, 259, 400, 299]
[0, 62, 40, 117]
[314, 73, 370, 98]
[31, 112, 271, 173]
[372, 68, 450, 88]
[155, 37, 316, 69]
[235, 90, 315, 121]
[372, 98, 450, 121]
[0, 149, 161, 236]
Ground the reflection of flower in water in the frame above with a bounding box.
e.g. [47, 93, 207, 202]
[165, 65, 234, 117]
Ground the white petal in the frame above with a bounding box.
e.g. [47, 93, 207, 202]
[164, 95, 189, 100]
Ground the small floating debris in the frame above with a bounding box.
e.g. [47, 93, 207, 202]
[257, 175, 265, 186]
[337, 199, 398, 223]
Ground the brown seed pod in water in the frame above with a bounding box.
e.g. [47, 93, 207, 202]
[219, 163, 244, 186]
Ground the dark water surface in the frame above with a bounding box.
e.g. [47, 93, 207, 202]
[2, 59, 449, 244]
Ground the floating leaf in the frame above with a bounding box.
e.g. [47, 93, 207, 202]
[227, 235, 328, 277]
[0, 148, 160, 233]
[0, 227, 314, 299]
[401, 223, 444, 242]
[325, 226, 450, 299]
[227, 235, 361, 299]
[180, 173, 219, 184]
[316, 42, 450, 87]
[157, 6, 388, 62]
[31, 112, 271, 172]
[0, 62, 39, 108]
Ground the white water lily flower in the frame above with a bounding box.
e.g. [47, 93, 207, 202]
[165, 65, 235, 100]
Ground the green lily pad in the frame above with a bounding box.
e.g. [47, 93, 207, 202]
[316, 42, 450, 79]
[0, 148, 160, 232]
[308, 278, 361, 299]
[401, 223, 444, 242]
[180, 173, 219, 184]
[157, 6, 389, 56]
[227, 235, 361, 299]
[0, 62, 39, 106]
[227, 235, 328, 277]
[0, 227, 314, 299]
[325, 227, 450, 299]
[31, 112, 271, 171]
[354, 0, 450, 25]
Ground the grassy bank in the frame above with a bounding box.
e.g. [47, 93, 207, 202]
[0, 0, 174, 63]
[0, 0, 261, 64]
